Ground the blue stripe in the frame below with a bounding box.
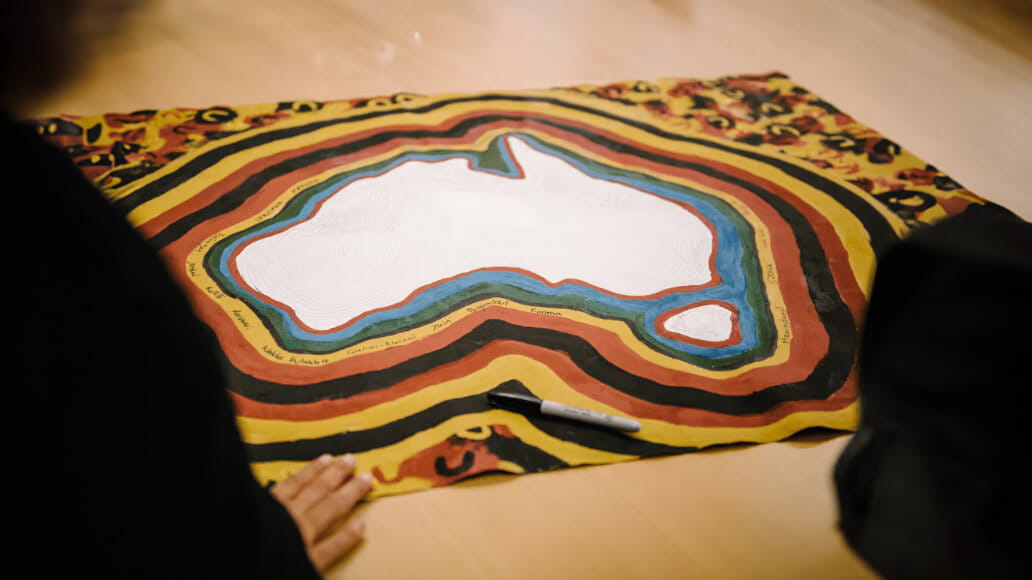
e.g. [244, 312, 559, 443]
[211, 134, 757, 358]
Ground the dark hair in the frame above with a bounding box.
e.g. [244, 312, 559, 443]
[0, 0, 136, 112]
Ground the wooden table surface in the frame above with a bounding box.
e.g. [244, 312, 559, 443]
[34, 1, 1032, 578]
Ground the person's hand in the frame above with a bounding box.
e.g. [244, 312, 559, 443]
[270, 454, 373, 572]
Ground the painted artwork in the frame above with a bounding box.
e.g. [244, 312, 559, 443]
[37, 73, 992, 497]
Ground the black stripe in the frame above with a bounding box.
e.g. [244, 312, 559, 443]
[244, 384, 691, 463]
[159, 100, 894, 428]
[179, 96, 892, 464]
[204, 113, 879, 412]
[129, 94, 897, 255]
[221, 316, 843, 415]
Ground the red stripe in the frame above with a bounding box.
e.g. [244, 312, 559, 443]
[144, 108, 866, 426]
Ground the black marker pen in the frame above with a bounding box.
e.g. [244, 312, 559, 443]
[487, 391, 641, 433]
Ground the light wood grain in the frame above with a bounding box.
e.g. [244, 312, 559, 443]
[341, 434, 874, 580]
[34, 0, 1032, 219]
[33, 1, 1032, 577]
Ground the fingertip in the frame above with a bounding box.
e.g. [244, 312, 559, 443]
[355, 472, 375, 494]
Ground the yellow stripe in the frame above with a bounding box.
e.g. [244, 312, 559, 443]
[247, 399, 858, 499]
[143, 90, 878, 501]
[182, 118, 885, 378]
[249, 409, 635, 498]
[237, 354, 857, 448]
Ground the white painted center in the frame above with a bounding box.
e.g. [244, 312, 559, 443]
[235, 136, 715, 330]
[661, 303, 734, 342]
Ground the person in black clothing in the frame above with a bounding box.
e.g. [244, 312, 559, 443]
[834, 204, 1031, 579]
[2, 2, 370, 578]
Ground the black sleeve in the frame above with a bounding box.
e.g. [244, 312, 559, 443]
[1, 115, 321, 580]
[835, 204, 1030, 579]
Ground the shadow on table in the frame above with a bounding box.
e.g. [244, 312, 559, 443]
[920, 0, 1032, 62]
[443, 426, 851, 490]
